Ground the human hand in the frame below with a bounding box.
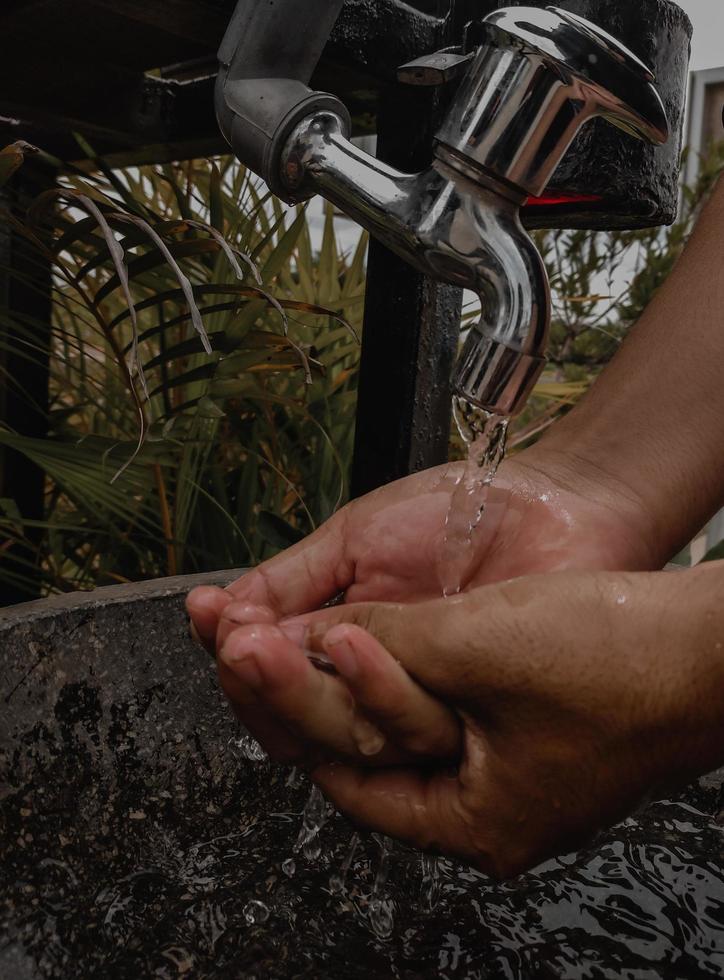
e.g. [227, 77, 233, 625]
[187, 446, 658, 654]
[187, 448, 660, 769]
[216, 563, 724, 878]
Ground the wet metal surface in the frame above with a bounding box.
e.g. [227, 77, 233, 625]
[3, 576, 724, 977]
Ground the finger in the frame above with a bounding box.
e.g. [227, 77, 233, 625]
[277, 600, 465, 698]
[215, 604, 305, 764]
[321, 624, 462, 761]
[311, 764, 484, 868]
[217, 601, 276, 654]
[186, 586, 234, 655]
[220, 623, 408, 765]
[277, 586, 531, 705]
[225, 510, 352, 617]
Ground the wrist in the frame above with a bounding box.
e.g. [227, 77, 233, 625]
[651, 564, 724, 785]
[514, 435, 666, 570]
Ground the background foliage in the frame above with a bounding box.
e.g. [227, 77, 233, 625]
[1, 153, 363, 595]
[1, 142, 723, 597]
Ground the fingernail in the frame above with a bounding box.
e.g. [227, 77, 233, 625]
[226, 652, 264, 689]
[278, 619, 308, 646]
[326, 635, 358, 679]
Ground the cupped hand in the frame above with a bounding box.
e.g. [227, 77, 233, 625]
[187, 447, 658, 653]
[187, 448, 660, 768]
[216, 563, 724, 878]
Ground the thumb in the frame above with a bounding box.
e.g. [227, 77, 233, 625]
[276, 590, 514, 703]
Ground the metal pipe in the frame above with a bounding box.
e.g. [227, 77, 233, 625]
[282, 110, 548, 416]
[215, 0, 349, 201]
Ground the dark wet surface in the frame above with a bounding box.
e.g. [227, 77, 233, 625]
[3, 584, 724, 978]
[4, 715, 724, 979]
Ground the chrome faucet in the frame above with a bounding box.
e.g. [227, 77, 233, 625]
[216, 4, 669, 418]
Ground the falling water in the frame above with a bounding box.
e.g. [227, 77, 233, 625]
[367, 836, 395, 940]
[421, 853, 442, 911]
[294, 786, 328, 863]
[439, 395, 510, 597]
[329, 833, 360, 895]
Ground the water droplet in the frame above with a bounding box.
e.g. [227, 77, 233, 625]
[368, 897, 394, 940]
[352, 717, 386, 757]
[230, 735, 268, 763]
[243, 900, 270, 926]
[286, 767, 304, 789]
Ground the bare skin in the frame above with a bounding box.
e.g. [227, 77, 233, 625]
[189, 453, 658, 763]
[217, 562, 724, 879]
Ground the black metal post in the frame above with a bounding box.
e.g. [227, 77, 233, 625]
[0, 169, 53, 605]
[350, 82, 463, 497]
[350, 0, 500, 498]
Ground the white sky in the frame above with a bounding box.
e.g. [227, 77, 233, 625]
[676, 0, 724, 70]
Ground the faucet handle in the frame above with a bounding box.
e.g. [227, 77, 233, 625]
[435, 5, 669, 199]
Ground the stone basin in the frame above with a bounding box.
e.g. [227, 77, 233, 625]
[2, 574, 724, 979]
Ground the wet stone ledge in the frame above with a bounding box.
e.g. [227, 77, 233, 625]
[3, 575, 724, 978]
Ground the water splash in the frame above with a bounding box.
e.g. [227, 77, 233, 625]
[243, 900, 270, 926]
[329, 833, 360, 895]
[295, 786, 328, 863]
[420, 854, 442, 911]
[7, 767, 724, 978]
[440, 395, 509, 597]
[286, 767, 304, 790]
[367, 836, 394, 940]
[230, 734, 268, 764]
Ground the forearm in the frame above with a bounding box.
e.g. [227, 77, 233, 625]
[528, 176, 724, 566]
[630, 562, 724, 788]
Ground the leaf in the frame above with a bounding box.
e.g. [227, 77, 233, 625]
[0, 497, 23, 532]
[116, 213, 213, 353]
[209, 162, 224, 233]
[196, 396, 227, 419]
[260, 207, 307, 282]
[185, 219, 262, 285]
[257, 510, 305, 550]
[91, 238, 218, 299]
[0, 141, 38, 188]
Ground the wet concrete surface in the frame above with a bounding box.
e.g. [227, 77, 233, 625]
[3, 574, 724, 978]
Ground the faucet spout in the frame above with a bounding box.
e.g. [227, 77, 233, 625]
[283, 112, 550, 417]
[449, 193, 550, 419]
[218, 3, 670, 421]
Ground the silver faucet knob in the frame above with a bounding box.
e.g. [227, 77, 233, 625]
[436, 5, 669, 199]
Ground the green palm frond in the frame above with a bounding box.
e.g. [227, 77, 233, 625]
[1, 153, 365, 596]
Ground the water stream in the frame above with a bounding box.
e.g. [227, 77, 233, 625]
[281, 392, 511, 944]
[440, 395, 510, 597]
